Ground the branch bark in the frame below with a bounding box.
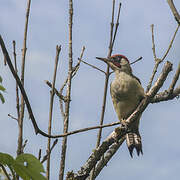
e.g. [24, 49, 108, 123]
[59, 0, 74, 179]
[17, 0, 31, 156]
[46, 45, 61, 180]
[167, 0, 180, 25]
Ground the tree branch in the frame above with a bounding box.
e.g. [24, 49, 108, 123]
[167, 0, 180, 25]
[90, 1, 121, 179]
[59, 0, 74, 179]
[45, 80, 67, 102]
[46, 45, 61, 180]
[41, 139, 58, 164]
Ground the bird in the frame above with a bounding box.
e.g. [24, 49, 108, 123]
[96, 54, 145, 157]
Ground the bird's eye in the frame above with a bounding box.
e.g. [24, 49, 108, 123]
[113, 57, 120, 62]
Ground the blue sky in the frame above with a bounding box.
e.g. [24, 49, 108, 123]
[0, 0, 180, 179]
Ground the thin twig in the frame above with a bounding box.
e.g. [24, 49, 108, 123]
[38, 149, 42, 160]
[0, 164, 11, 180]
[13, 40, 20, 120]
[59, 47, 85, 118]
[41, 139, 58, 164]
[59, 0, 74, 179]
[146, 24, 179, 92]
[167, 0, 180, 25]
[72, 46, 85, 76]
[17, 0, 31, 157]
[161, 25, 179, 61]
[46, 45, 61, 180]
[8, 113, 18, 121]
[21, 139, 28, 152]
[168, 62, 180, 93]
[111, 2, 121, 47]
[78, 58, 106, 74]
[90, 1, 121, 179]
[151, 24, 157, 60]
[151, 85, 180, 103]
[45, 80, 67, 101]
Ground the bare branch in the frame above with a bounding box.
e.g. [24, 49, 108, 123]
[151, 62, 180, 103]
[168, 62, 180, 93]
[38, 149, 42, 160]
[17, 0, 31, 157]
[8, 113, 18, 121]
[78, 58, 106, 74]
[41, 139, 58, 164]
[59, 46, 86, 118]
[161, 25, 179, 61]
[45, 80, 67, 101]
[0, 164, 11, 180]
[13, 40, 20, 120]
[90, 1, 122, 179]
[146, 24, 179, 92]
[59, 0, 74, 179]
[167, 0, 180, 25]
[111, 2, 121, 47]
[87, 137, 125, 180]
[151, 24, 157, 60]
[46, 45, 61, 179]
[21, 139, 28, 152]
[72, 46, 85, 75]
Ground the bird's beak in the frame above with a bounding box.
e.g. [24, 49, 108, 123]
[96, 56, 119, 71]
[96, 57, 110, 64]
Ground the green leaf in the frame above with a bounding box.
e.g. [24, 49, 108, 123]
[0, 152, 14, 166]
[0, 85, 5, 92]
[0, 76, 2, 83]
[14, 154, 47, 180]
[0, 93, 5, 104]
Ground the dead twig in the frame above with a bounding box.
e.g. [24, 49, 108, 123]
[72, 46, 85, 76]
[59, 46, 85, 118]
[45, 80, 67, 101]
[17, 0, 31, 157]
[78, 58, 106, 74]
[59, 0, 74, 179]
[41, 139, 58, 164]
[87, 137, 125, 180]
[90, 1, 121, 179]
[151, 85, 180, 103]
[0, 164, 11, 180]
[161, 25, 179, 61]
[168, 62, 180, 93]
[13, 40, 20, 120]
[167, 0, 180, 25]
[146, 24, 179, 92]
[46, 45, 61, 180]
[8, 113, 18, 121]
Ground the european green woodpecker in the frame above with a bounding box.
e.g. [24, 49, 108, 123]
[97, 54, 144, 157]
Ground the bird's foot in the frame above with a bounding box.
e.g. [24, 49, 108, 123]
[121, 119, 128, 130]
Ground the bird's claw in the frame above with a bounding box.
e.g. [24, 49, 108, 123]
[121, 119, 127, 130]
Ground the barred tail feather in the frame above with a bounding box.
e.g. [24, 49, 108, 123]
[126, 132, 143, 158]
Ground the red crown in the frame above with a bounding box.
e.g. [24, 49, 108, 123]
[110, 54, 129, 63]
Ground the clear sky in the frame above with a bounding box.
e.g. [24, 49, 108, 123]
[0, 0, 180, 179]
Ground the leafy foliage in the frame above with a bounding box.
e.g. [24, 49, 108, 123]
[0, 153, 47, 180]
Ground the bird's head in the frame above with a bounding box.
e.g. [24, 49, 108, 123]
[96, 54, 132, 73]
